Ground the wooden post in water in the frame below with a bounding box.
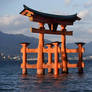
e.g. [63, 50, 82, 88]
[37, 23, 44, 75]
[20, 42, 30, 75]
[46, 43, 53, 73]
[61, 25, 68, 73]
[75, 42, 85, 73]
[52, 42, 59, 75]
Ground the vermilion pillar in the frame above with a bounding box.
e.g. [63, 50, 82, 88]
[46, 43, 53, 73]
[61, 25, 68, 73]
[75, 42, 85, 73]
[52, 42, 59, 75]
[20, 42, 30, 75]
[37, 23, 44, 75]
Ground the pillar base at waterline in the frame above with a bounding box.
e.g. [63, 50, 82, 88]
[37, 69, 45, 75]
[78, 68, 83, 74]
[22, 68, 27, 75]
[62, 68, 68, 74]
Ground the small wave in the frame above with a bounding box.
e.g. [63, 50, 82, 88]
[0, 88, 15, 92]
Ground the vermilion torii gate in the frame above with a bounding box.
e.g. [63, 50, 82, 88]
[20, 5, 85, 75]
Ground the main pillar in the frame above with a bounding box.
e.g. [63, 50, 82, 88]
[37, 23, 44, 75]
[61, 25, 68, 73]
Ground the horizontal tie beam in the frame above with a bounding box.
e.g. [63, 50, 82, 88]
[31, 28, 73, 35]
[21, 47, 85, 53]
[21, 62, 84, 69]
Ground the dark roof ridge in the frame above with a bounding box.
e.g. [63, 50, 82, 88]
[21, 5, 81, 21]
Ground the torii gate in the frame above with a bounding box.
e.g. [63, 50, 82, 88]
[20, 5, 85, 75]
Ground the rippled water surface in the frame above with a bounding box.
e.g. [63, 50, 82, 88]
[0, 60, 92, 92]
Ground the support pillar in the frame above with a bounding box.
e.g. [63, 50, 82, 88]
[46, 44, 53, 73]
[75, 42, 85, 73]
[20, 42, 30, 75]
[52, 42, 59, 75]
[37, 23, 44, 75]
[61, 25, 68, 73]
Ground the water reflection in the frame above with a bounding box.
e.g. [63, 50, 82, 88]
[20, 73, 77, 92]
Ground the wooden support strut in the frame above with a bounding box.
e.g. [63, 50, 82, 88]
[46, 44, 53, 73]
[20, 43, 30, 75]
[75, 42, 85, 73]
[52, 42, 59, 75]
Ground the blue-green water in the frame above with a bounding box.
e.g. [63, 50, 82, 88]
[0, 60, 92, 92]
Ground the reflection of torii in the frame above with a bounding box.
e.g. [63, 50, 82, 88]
[20, 5, 85, 75]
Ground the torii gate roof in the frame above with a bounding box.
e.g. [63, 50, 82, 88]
[20, 5, 81, 25]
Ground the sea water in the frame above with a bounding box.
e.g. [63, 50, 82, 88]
[0, 60, 92, 92]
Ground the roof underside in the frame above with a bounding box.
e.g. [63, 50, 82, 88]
[20, 5, 81, 24]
